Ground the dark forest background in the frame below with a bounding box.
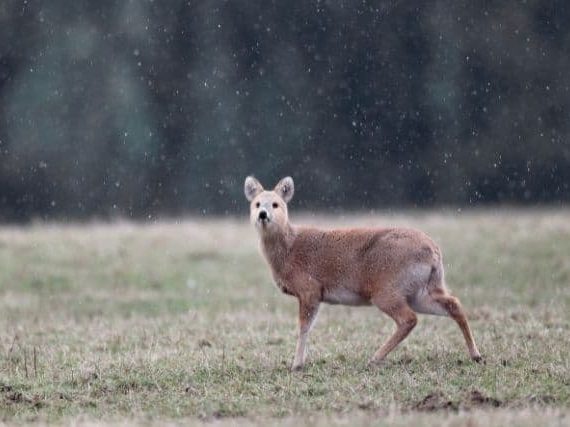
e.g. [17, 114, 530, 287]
[0, 0, 568, 221]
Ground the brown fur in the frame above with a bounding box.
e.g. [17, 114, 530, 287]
[244, 176, 481, 370]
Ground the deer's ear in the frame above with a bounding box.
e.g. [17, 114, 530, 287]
[274, 176, 294, 203]
[244, 176, 263, 201]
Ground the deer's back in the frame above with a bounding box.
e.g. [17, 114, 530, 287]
[285, 226, 442, 300]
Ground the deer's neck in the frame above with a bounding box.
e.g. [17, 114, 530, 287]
[260, 223, 296, 274]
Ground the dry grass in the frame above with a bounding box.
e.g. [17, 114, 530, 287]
[0, 210, 569, 425]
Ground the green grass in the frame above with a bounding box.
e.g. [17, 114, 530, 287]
[0, 210, 569, 425]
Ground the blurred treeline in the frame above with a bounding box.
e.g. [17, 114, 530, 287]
[0, 0, 568, 221]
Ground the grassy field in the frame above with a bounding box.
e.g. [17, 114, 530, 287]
[0, 210, 569, 426]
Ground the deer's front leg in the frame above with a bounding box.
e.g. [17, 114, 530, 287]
[291, 298, 320, 371]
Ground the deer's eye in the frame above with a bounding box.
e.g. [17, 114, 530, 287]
[272, 203, 278, 208]
[255, 202, 260, 208]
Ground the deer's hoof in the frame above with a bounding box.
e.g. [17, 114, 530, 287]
[367, 357, 387, 369]
[472, 354, 485, 364]
[291, 363, 304, 372]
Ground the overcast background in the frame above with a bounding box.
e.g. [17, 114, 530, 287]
[0, 0, 568, 221]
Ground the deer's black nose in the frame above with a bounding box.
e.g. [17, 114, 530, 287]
[258, 210, 268, 220]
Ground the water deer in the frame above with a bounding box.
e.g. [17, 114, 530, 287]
[244, 176, 482, 371]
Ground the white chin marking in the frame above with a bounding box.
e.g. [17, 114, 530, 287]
[256, 220, 269, 230]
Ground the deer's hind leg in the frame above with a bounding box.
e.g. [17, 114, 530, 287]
[428, 288, 482, 362]
[408, 265, 482, 362]
[369, 295, 418, 364]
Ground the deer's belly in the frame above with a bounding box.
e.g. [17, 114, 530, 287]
[322, 287, 371, 306]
